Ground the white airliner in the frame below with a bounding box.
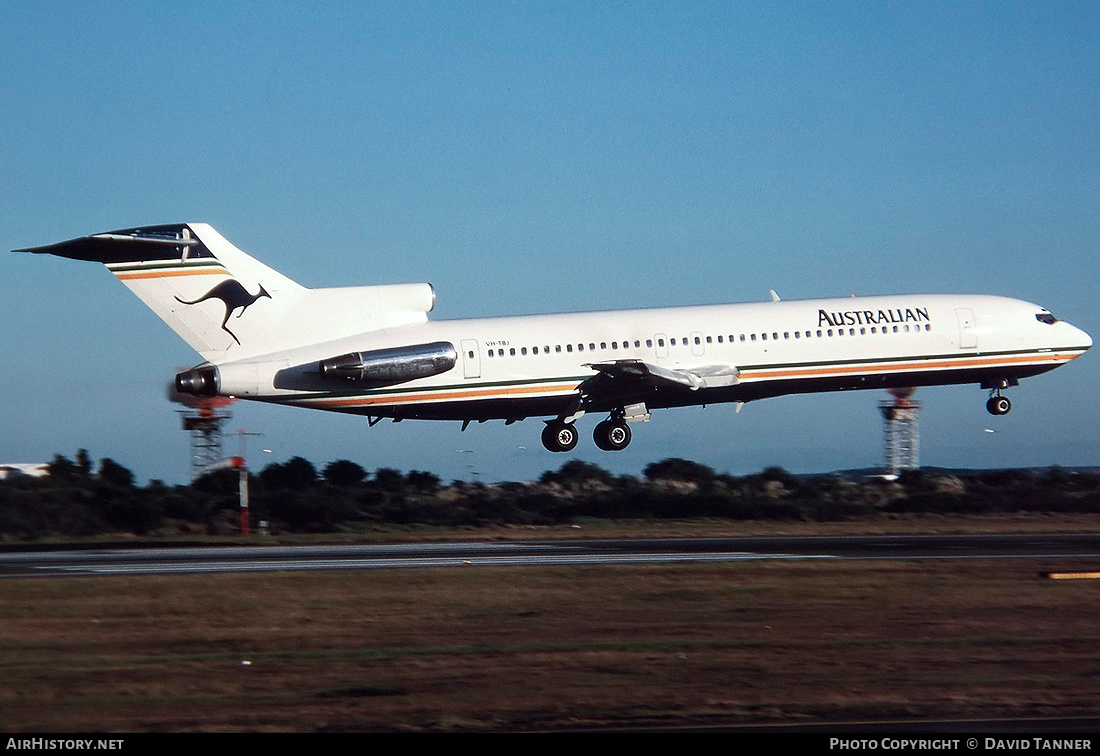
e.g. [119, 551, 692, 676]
[19, 224, 1091, 453]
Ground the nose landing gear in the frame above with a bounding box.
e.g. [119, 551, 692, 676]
[986, 393, 1012, 416]
[983, 378, 1017, 416]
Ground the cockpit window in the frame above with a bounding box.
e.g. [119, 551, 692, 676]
[1036, 312, 1058, 325]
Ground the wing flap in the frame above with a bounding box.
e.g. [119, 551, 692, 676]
[586, 359, 739, 391]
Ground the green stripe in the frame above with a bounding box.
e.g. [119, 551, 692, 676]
[743, 346, 1086, 373]
[280, 346, 1082, 404]
[285, 375, 591, 402]
[106, 260, 226, 273]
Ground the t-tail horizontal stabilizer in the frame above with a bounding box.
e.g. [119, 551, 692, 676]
[16, 223, 437, 362]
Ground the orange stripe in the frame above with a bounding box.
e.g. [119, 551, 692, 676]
[295, 382, 581, 410]
[114, 268, 227, 281]
[295, 352, 1078, 409]
[741, 353, 1074, 381]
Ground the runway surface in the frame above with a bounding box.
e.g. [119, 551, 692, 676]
[3, 533, 1100, 577]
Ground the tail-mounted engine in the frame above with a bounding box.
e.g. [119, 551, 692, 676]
[319, 341, 457, 386]
[175, 365, 219, 396]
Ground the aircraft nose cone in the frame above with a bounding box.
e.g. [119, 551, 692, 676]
[1069, 322, 1092, 350]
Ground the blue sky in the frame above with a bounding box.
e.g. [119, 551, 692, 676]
[3, 1, 1098, 484]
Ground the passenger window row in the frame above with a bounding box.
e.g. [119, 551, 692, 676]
[738, 323, 932, 342]
[481, 323, 932, 358]
[485, 339, 651, 358]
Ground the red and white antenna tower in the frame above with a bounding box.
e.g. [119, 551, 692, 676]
[878, 387, 921, 476]
[167, 378, 239, 480]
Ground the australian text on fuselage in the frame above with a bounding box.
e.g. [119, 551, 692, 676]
[818, 307, 931, 328]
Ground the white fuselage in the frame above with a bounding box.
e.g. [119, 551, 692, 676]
[213, 292, 1091, 422]
[23, 223, 1091, 454]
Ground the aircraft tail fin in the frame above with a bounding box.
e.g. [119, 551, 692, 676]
[16, 223, 436, 362]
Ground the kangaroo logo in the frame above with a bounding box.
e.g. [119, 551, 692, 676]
[175, 280, 271, 345]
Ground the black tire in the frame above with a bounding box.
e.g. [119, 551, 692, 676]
[986, 396, 1012, 416]
[593, 419, 631, 451]
[542, 422, 579, 452]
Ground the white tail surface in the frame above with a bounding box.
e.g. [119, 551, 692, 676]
[18, 223, 436, 362]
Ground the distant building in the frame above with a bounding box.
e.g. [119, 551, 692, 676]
[0, 463, 50, 480]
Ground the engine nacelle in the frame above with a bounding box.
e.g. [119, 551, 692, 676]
[175, 365, 219, 396]
[319, 341, 457, 386]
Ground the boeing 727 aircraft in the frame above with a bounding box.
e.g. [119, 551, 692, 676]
[18, 223, 1091, 452]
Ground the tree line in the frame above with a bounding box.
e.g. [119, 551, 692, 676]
[1, 450, 1098, 539]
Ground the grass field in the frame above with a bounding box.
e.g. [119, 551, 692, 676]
[3, 518, 1100, 732]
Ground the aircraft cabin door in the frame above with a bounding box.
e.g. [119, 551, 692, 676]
[690, 331, 705, 357]
[655, 333, 669, 359]
[461, 339, 481, 379]
[955, 308, 977, 349]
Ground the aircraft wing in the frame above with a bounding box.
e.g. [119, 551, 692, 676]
[584, 359, 740, 391]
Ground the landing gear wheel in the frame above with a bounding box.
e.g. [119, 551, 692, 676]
[593, 420, 632, 451]
[541, 422, 579, 452]
[986, 395, 1012, 416]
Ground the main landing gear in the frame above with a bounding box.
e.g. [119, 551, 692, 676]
[542, 406, 645, 453]
[541, 418, 633, 452]
[593, 419, 631, 451]
[541, 421, 579, 452]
